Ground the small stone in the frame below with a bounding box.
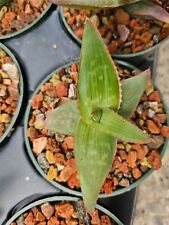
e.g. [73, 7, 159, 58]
[55, 133, 65, 142]
[136, 105, 143, 114]
[56, 82, 68, 98]
[117, 143, 125, 149]
[33, 137, 47, 154]
[0, 113, 11, 123]
[119, 178, 130, 187]
[55, 203, 74, 219]
[125, 143, 131, 152]
[115, 9, 130, 25]
[37, 153, 50, 171]
[16, 215, 24, 225]
[160, 126, 169, 138]
[132, 167, 142, 179]
[36, 211, 45, 222]
[41, 203, 54, 220]
[24, 212, 36, 225]
[30, 0, 43, 8]
[34, 114, 45, 130]
[0, 84, 7, 96]
[148, 91, 161, 102]
[146, 120, 160, 134]
[68, 84, 76, 99]
[64, 136, 74, 149]
[127, 150, 137, 168]
[148, 109, 156, 118]
[147, 150, 162, 170]
[47, 165, 57, 180]
[56, 163, 65, 171]
[46, 151, 56, 164]
[2, 63, 19, 80]
[140, 157, 152, 168]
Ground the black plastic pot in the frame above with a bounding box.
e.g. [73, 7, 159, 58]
[24, 59, 169, 199]
[0, 3, 51, 40]
[0, 42, 23, 143]
[59, 6, 169, 64]
[6, 196, 124, 225]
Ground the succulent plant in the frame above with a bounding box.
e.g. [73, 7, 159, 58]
[46, 20, 150, 211]
[49, 0, 169, 23]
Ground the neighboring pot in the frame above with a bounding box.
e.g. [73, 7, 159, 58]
[24, 60, 169, 198]
[5, 196, 124, 225]
[59, 7, 169, 63]
[0, 42, 23, 143]
[0, 2, 51, 40]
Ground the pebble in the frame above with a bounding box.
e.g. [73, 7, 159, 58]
[33, 137, 47, 154]
[41, 203, 54, 219]
[37, 153, 49, 171]
[146, 120, 160, 134]
[68, 83, 76, 99]
[119, 178, 130, 187]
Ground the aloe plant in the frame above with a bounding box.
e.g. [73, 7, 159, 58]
[49, 0, 169, 23]
[46, 20, 150, 211]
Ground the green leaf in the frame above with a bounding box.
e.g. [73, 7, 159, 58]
[75, 120, 116, 212]
[45, 101, 80, 135]
[92, 109, 149, 143]
[49, 0, 141, 9]
[125, 0, 169, 24]
[78, 19, 121, 122]
[0, 0, 11, 4]
[119, 69, 149, 119]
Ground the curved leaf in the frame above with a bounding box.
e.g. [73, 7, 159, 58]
[79, 19, 121, 122]
[49, 0, 141, 9]
[119, 69, 149, 119]
[125, 0, 169, 24]
[45, 101, 80, 135]
[92, 109, 149, 143]
[75, 120, 116, 212]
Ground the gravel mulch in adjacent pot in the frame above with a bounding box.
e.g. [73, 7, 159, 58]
[7, 197, 123, 225]
[0, 43, 23, 143]
[0, 0, 50, 39]
[60, 5, 169, 56]
[24, 61, 169, 197]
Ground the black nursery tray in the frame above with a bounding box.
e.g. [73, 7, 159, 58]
[0, 5, 158, 225]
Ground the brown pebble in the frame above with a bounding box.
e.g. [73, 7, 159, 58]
[41, 203, 54, 220]
[146, 120, 160, 134]
[160, 126, 169, 138]
[132, 167, 142, 179]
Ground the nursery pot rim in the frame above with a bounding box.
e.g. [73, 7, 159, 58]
[0, 42, 23, 143]
[5, 196, 124, 225]
[0, 4, 51, 40]
[59, 6, 168, 59]
[24, 59, 169, 198]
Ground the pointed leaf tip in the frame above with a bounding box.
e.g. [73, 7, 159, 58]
[79, 19, 121, 122]
[119, 69, 149, 119]
[45, 101, 80, 135]
[125, 0, 169, 24]
[92, 109, 149, 143]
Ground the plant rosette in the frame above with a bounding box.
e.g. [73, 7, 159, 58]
[0, 42, 23, 143]
[24, 59, 169, 196]
[0, 0, 51, 39]
[6, 196, 123, 225]
[58, 1, 169, 59]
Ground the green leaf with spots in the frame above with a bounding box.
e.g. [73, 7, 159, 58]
[119, 69, 149, 119]
[46, 101, 80, 135]
[92, 108, 149, 143]
[75, 120, 116, 212]
[78, 19, 121, 122]
[125, 0, 169, 24]
[49, 0, 141, 9]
